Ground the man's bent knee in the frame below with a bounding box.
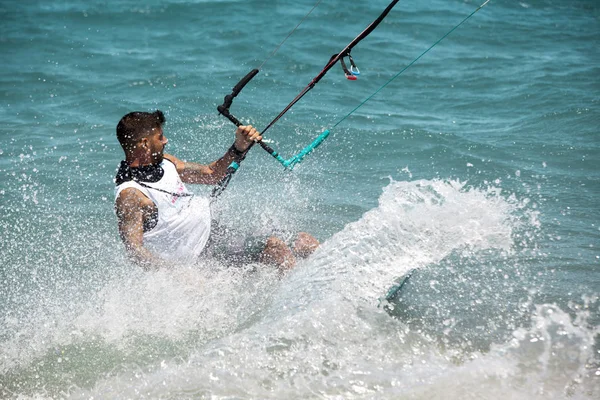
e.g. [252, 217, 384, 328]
[259, 236, 296, 271]
[293, 232, 319, 258]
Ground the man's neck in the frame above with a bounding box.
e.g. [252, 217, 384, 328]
[125, 155, 153, 168]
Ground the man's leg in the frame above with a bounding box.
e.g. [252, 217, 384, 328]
[259, 236, 296, 271]
[292, 232, 319, 258]
[259, 232, 320, 272]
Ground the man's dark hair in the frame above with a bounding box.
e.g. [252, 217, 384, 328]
[116, 110, 166, 152]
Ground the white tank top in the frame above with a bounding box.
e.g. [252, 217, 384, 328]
[115, 159, 212, 263]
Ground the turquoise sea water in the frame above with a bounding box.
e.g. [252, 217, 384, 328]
[1, 0, 599, 398]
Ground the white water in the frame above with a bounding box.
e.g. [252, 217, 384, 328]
[1, 180, 598, 398]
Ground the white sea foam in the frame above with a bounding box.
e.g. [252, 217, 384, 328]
[4, 179, 596, 399]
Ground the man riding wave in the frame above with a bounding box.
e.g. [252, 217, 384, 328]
[114, 110, 318, 271]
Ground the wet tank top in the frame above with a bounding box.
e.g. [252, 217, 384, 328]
[115, 159, 211, 263]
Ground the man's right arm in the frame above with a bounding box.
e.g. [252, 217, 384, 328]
[115, 188, 165, 270]
[166, 125, 262, 185]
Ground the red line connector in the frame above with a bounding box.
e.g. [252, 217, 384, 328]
[341, 53, 360, 80]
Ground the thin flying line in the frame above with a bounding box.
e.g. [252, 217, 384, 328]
[333, 0, 491, 129]
[258, 0, 324, 70]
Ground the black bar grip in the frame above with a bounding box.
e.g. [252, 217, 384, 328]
[231, 69, 259, 97]
[218, 68, 259, 126]
[258, 141, 276, 155]
[217, 105, 241, 127]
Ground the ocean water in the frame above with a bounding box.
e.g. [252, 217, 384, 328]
[1, 0, 599, 398]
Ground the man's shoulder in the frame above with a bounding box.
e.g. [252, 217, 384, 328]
[163, 154, 184, 171]
[115, 186, 153, 210]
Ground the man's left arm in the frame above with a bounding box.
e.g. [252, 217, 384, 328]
[168, 125, 262, 185]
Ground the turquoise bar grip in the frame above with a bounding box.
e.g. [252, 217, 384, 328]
[271, 153, 288, 166]
[277, 129, 331, 170]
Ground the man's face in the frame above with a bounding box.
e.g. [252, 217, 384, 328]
[145, 127, 168, 163]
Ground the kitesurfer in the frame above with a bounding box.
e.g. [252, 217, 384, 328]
[114, 110, 319, 271]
